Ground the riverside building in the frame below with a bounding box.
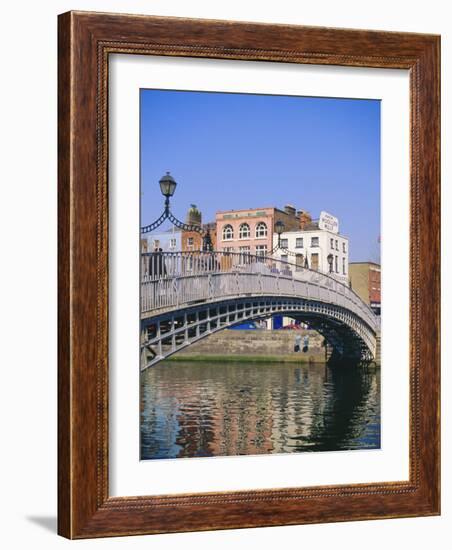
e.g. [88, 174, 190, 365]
[272, 211, 350, 284]
[215, 205, 301, 257]
[142, 226, 181, 253]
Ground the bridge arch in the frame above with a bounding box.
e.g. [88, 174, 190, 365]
[141, 295, 377, 369]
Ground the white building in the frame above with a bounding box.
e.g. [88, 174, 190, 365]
[142, 227, 181, 253]
[272, 211, 349, 283]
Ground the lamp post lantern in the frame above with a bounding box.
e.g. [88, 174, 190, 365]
[274, 220, 285, 248]
[159, 171, 177, 212]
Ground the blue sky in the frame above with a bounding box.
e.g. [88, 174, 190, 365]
[140, 89, 380, 262]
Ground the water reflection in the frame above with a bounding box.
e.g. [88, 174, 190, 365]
[140, 361, 380, 460]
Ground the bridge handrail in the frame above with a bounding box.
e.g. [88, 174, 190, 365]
[142, 251, 373, 305]
[141, 250, 377, 326]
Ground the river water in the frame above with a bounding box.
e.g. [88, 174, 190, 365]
[140, 361, 380, 460]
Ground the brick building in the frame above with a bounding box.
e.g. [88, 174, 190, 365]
[181, 204, 217, 252]
[215, 204, 301, 257]
[349, 262, 381, 315]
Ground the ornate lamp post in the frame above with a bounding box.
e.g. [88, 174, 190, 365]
[327, 253, 334, 273]
[141, 172, 213, 251]
[274, 220, 285, 248]
[271, 220, 287, 254]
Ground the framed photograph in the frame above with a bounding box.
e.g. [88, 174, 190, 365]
[58, 11, 440, 538]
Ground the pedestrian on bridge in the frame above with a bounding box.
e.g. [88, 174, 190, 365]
[149, 248, 167, 280]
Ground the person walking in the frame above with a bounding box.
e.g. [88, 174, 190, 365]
[147, 248, 160, 309]
[148, 247, 159, 280]
[157, 248, 167, 278]
[294, 333, 302, 353]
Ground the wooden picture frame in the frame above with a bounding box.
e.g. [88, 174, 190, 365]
[58, 11, 440, 538]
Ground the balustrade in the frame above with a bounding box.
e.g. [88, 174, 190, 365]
[141, 250, 378, 333]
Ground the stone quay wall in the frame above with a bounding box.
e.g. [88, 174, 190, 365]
[171, 329, 327, 363]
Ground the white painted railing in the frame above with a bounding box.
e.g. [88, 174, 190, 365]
[141, 251, 378, 332]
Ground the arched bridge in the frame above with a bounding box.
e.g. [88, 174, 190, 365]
[140, 251, 379, 370]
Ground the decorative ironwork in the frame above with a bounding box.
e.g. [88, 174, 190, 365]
[141, 201, 206, 235]
[141, 210, 170, 234]
[141, 171, 212, 250]
[270, 219, 308, 264]
[270, 242, 303, 258]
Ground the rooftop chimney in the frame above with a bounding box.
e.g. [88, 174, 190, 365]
[284, 204, 296, 217]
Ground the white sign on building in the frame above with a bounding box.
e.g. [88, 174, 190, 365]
[319, 211, 339, 234]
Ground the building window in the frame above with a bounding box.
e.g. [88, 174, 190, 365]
[255, 222, 267, 238]
[343, 242, 346, 253]
[311, 253, 319, 270]
[335, 240, 339, 250]
[186, 237, 194, 251]
[335, 255, 338, 273]
[186, 237, 195, 254]
[296, 237, 303, 248]
[224, 246, 234, 254]
[342, 257, 346, 274]
[255, 244, 267, 257]
[170, 238, 177, 249]
[280, 238, 288, 249]
[222, 224, 234, 241]
[311, 237, 319, 247]
[295, 254, 304, 271]
[239, 223, 251, 239]
[330, 238, 334, 249]
[281, 254, 288, 263]
[152, 239, 160, 250]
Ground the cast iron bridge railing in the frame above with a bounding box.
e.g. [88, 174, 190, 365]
[140, 250, 379, 369]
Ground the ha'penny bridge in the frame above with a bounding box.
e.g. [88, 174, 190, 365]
[140, 250, 379, 370]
